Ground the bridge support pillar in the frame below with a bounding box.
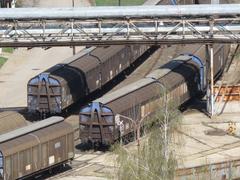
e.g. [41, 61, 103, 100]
[206, 44, 214, 117]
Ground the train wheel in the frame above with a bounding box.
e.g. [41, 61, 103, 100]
[87, 140, 94, 149]
[58, 164, 65, 172]
[48, 168, 53, 174]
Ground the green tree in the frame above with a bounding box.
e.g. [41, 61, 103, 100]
[113, 90, 183, 180]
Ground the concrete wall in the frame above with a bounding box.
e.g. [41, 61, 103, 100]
[176, 160, 240, 180]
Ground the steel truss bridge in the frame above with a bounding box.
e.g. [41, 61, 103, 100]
[0, 4, 240, 47]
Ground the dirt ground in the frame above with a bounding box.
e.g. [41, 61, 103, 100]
[0, 0, 91, 108]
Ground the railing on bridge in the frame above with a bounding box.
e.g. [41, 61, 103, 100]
[0, 4, 240, 47]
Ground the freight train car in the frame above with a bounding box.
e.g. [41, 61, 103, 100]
[0, 116, 74, 180]
[79, 44, 230, 145]
[28, 45, 149, 116]
[27, 0, 199, 117]
[0, 111, 27, 135]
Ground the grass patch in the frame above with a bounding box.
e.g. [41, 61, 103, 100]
[95, 0, 145, 6]
[0, 57, 7, 68]
[2, 48, 14, 54]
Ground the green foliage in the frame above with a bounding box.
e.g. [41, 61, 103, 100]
[114, 130, 178, 180]
[0, 56, 7, 68]
[113, 96, 183, 180]
[2, 48, 14, 54]
[95, 0, 145, 6]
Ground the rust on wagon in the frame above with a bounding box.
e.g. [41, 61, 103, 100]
[79, 102, 116, 145]
[214, 84, 240, 102]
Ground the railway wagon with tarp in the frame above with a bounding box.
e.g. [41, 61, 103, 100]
[0, 116, 74, 180]
[79, 44, 230, 145]
[28, 45, 149, 116]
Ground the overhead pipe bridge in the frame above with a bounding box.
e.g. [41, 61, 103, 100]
[0, 4, 240, 47]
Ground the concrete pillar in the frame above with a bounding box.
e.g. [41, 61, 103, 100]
[210, 45, 214, 116]
[206, 45, 214, 117]
[0, 48, 2, 54]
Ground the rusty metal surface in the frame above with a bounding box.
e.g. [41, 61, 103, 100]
[214, 84, 240, 101]
[0, 111, 27, 135]
[28, 74, 63, 114]
[79, 102, 116, 144]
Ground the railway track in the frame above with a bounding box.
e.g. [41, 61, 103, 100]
[1, 0, 231, 179]
[45, 150, 113, 180]
[46, 154, 90, 179]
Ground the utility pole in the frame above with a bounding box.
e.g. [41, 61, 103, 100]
[210, 45, 214, 117]
[72, 0, 76, 55]
[206, 47, 215, 117]
[207, 1, 216, 117]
